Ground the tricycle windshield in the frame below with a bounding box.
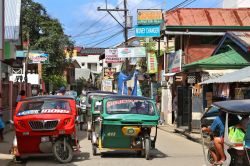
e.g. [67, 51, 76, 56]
[106, 99, 155, 116]
[17, 99, 71, 116]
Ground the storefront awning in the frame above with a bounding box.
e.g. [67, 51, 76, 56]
[201, 66, 250, 84]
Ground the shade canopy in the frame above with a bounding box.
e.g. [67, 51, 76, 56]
[201, 66, 250, 84]
[213, 100, 250, 115]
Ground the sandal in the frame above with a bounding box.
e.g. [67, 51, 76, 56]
[214, 160, 225, 165]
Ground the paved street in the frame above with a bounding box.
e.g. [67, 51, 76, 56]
[1, 127, 204, 166]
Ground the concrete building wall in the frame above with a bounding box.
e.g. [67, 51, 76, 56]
[223, 0, 250, 8]
[73, 55, 107, 73]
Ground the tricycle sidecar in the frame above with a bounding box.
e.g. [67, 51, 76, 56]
[13, 96, 80, 163]
[91, 95, 160, 160]
[201, 100, 250, 166]
[85, 91, 116, 139]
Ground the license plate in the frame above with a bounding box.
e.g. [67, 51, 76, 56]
[41, 136, 50, 142]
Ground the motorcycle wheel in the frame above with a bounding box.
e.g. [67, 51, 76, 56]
[145, 138, 151, 160]
[52, 140, 73, 163]
[92, 144, 97, 156]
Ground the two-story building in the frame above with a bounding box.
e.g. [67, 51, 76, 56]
[163, 7, 250, 130]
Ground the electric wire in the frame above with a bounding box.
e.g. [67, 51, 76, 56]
[73, 24, 120, 38]
[84, 30, 124, 46]
[90, 30, 125, 47]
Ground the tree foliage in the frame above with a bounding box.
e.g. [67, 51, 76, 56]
[44, 75, 67, 91]
[21, 0, 74, 77]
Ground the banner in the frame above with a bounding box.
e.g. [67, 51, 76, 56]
[103, 67, 116, 80]
[117, 47, 146, 58]
[105, 49, 124, 63]
[168, 50, 182, 73]
[28, 52, 49, 64]
[147, 51, 158, 74]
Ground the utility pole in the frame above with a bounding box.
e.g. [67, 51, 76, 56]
[97, 0, 129, 73]
[123, 0, 129, 73]
[0, 0, 4, 113]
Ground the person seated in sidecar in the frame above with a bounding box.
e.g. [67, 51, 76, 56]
[236, 115, 249, 132]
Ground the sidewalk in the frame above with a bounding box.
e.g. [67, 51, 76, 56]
[158, 125, 209, 145]
[0, 130, 14, 166]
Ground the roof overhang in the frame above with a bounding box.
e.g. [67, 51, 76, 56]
[165, 31, 225, 36]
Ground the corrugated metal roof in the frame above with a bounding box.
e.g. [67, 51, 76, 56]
[5, 0, 21, 40]
[165, 8, 250, 27]
[183, 45, 250, 70]
[201, 66, 250, 84]
[80, 48, 105, 56]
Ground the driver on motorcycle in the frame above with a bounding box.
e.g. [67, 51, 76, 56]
[202, 111, 226, 165]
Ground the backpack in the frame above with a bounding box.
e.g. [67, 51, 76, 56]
[228, 126, 245, 143]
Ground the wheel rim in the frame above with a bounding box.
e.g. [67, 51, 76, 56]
[55, 142, 70, 160]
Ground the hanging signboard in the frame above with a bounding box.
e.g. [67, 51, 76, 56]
[28, 52, 49, 64]
[103, 67, 116, 80]
[105, 49, 124, 63]
[147, 51, 158, 74]
[102, 79, 113, 92]
[135, 25, 161, 37]
[137, 9, 163, 25]
[168, 50, 182, 73]
[117, 47, 146, 58]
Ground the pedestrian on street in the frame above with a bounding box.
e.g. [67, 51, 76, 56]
[172, 92, 178, 125]
[57, 86, 66, 96]
[0, 111, 5, 142]
[16, 90, 26, 104]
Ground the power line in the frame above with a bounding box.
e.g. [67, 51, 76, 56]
[72, 24, 120, 38]
[90, 30, 124, 47]
[84, 30, 124, 46]
[167, 0, 197, 11]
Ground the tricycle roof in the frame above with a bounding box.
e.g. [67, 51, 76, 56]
[103, 95, 152, 101]
[22, 95, 75, 101]
[213, 99, 250, 115]
[87, 90, 116, 95]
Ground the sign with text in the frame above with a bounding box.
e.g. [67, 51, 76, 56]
[102, 79, 113, 92]
[135, 25, 160, 37]
[28, 52, 49, 64]
[105, 49, 124, 63]
[117, 47, 146, 58]
[168, 50, 182, 73]
[103, 67, 116, 80]
[147, 51, 158, 74]
[137, 9, 163, 25]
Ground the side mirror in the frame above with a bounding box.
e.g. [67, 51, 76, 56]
[158, 119, 165, 125]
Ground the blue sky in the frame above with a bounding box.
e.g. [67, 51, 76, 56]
[35, 0, 221, 48]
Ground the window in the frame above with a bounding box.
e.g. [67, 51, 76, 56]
[88, 63, 97, 71]
[106, 99, 155, 116]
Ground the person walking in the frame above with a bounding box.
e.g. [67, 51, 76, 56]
[0, 111, 5, 142]
[16, 90, 26, 104]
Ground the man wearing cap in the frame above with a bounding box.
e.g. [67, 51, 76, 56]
[57, 86, 66, 96]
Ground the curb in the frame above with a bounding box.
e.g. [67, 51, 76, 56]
[174, 128, 202, 144]
[158, 126, 210, 146]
